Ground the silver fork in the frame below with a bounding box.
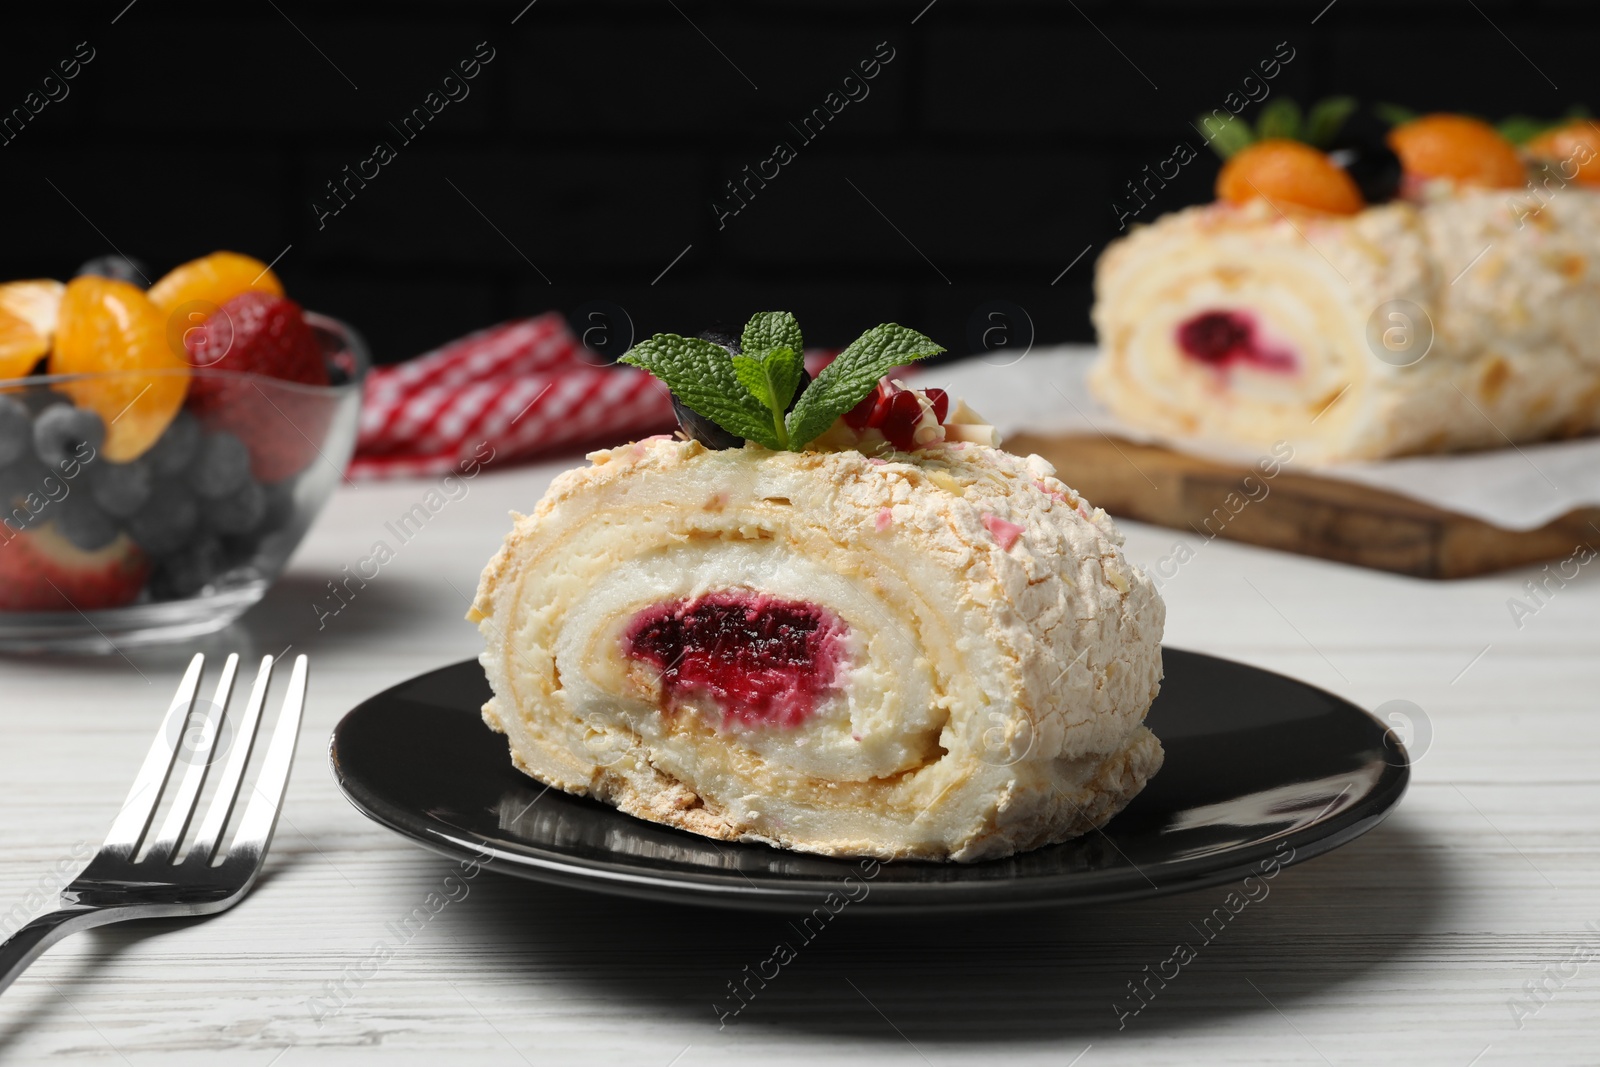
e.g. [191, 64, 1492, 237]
[0, 652, 308, 995]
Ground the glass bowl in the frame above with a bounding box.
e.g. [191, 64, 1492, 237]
[0, 313, 367, 652]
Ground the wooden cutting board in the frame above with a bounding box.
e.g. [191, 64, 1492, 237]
[1009, 432, 1598, 579]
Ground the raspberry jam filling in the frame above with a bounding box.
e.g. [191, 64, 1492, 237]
[1175, 310, 1295, 372]
[622, 592, 846, 729]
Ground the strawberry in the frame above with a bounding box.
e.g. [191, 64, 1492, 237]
[184, 291, 328, 391]
[184, 292, 332, 483]
[0, 523, 148, 611]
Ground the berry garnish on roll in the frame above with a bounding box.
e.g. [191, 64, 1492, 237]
[619, 311, 969, 454]
[1384, 111, 1525, 190]
[1202, 96, 1372, 213]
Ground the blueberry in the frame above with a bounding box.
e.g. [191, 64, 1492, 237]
[670, 327, 748, 450]
[144, 411, 201, 478]
[150, 536, 226, 600]
[54, 493, 119, 552]
[209, 480, 266, 535]
[697, 324, 743, 355]
[0, 459, 48, 532]
[215, 479, 294, 565]
[126, 480, 199, 555]
[259, 478, 298, 533]
[670, 368, 811, 450]
[19, 389, 73, 416]
[218, 533, 262, 571]
[87, 455, 152, 519]
[187, 431, 250, 500]
[1328, 139, 1403, 204]
[33, 404, 105, 469]
[669, 394, 743, 450]
[75, 254, 150, 287]
[0, 397, 30, 467]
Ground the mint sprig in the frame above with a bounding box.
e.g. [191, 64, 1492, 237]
[1199, 95, 1358, 159]
[618, 312, 945, 452]
[1496, 105, 1591, 145]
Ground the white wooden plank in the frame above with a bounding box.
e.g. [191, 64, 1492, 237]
[0, 457, 1594, 1064]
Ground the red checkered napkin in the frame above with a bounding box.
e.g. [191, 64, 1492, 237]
[350, 314, 675, 481]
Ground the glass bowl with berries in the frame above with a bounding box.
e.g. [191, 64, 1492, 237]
[0, 251, 367, 652]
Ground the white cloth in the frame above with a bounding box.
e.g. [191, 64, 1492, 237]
[927, 346, 1600, 533]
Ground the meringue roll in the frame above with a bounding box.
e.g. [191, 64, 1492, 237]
[469, 437, 1165, 862]
[1090, 190, 1600, 462]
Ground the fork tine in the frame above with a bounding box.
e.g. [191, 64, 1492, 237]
[146, 653, 239, 863]
[101, 653, 205, 854]
[228, 655, 308, 861]
[189, 655, 274, 864]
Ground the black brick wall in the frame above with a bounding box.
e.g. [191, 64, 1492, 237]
[1, 1, 1591, 364]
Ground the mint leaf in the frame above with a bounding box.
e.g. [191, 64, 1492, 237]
[763, 346, 804, 412]
[1497, 107, 1587, 146]
[1304, 96, 1357, 147]
[1255, 98, 1302, 141]
[1375, 102, 1419, 129]
[738, 314, 807, 445]
[619, 333, 780, 448]
[785, 323, 945, 449]
[732, 346, 803, 410]
[1199, 111, 1255, 159]
[730, 354, 774, 408]
[1498, 114, 1554, 145]
[733, 346, 804, 448]
[741, 311, 803, 357]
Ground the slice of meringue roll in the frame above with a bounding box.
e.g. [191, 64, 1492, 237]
[1090, 190, 1600, 462]
[469, 436, 1166, 862]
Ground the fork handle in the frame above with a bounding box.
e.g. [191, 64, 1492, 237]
[0, 907, 116, 996]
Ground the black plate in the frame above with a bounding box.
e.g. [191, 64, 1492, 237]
[330, 650, 1408, 913]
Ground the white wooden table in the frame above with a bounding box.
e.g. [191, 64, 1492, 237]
[1, 441, 1596, 1066]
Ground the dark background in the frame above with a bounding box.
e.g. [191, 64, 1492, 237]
[0, 0, 1587, 365]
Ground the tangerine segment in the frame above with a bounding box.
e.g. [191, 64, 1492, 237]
[0, 306, 48, 379]
[1526, 120, 1600, 186]
[1216, 139, 1364, 215]
[0, 279, 66, 340]
[1387, 114, 1525, 189]
[50, 277, 190, 461]
[147, 251, 284, 318]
